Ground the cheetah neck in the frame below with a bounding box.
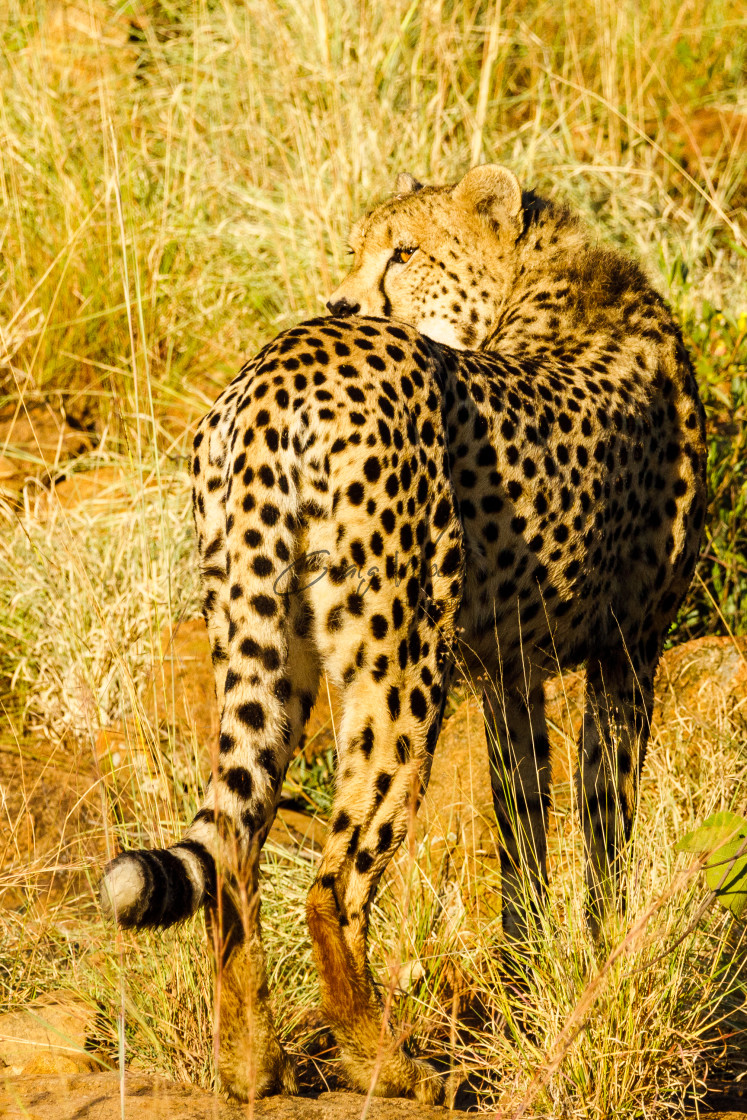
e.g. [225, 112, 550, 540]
[484, 202, 654, 365]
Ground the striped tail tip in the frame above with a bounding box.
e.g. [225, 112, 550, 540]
[100, 841, 216, 929]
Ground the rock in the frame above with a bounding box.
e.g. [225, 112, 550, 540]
[409, 637, 747, 901]
[152, 618, 338, 767]
[269, 807, 327, 858]
[16, 1053, 85, 1075]
[0, 403, 94, 501]
[538, 635, 747, 768]
[654, 635, 747, 735]
[0, 1071, 466, 1119]
[420, 694, 497, 874]
[152, 619, 220, 759]
[40, 465, 131, 514]
[414, 675, 584, 871]
[0, 993, 99, 1076]
[380, 694, 498, 928]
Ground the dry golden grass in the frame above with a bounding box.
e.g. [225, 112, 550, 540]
[1, 0, 747, 1114]
[1, 451, 745, 1115]
[1, 0, 744, 419]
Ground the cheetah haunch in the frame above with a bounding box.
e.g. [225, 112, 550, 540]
[102, 166, 706, 1104]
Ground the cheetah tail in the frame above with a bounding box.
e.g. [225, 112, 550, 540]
[100, 354, 309, 931]
[100, 839, 216, 929]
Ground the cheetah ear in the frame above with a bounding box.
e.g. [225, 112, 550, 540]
[395, 172, 423, 195]
[453, 164, 522, 226]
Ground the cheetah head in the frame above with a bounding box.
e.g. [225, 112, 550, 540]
[327, 164, 524, 349]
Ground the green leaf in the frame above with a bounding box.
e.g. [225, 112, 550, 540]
[676, 812, 747, 919]
[676, 811, 747, 854]
[704, 838, 747, 919]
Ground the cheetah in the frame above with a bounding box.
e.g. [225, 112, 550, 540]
[101, 169, 706, 1104]
[329, 161, 708, 932]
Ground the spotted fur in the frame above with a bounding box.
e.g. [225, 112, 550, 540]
[102, 167, 706, 1103]
[328, 161, 708, 943]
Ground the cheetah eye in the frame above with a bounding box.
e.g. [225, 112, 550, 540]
[392, 247, 416, 265]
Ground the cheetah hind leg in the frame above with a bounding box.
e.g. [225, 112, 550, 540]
[187, 417, 298, 1097]
[305, 669, 453, 1104]
[209, 885, 299, 1099]
[201, 591, 320, 1100]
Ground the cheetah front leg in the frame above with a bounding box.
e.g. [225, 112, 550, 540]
[306, 660, 453, 1104]
[483, 678, 551, 970]
[578, 651, 656, 940]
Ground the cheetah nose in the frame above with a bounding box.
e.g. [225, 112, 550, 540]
[327, 297, 361, 317]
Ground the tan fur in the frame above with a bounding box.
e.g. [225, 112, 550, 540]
[326, 163, 708, 950]
[211, 897, 298, 1100]
[104, 167, 706, 1103]
[306, 881, 441, 1101]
